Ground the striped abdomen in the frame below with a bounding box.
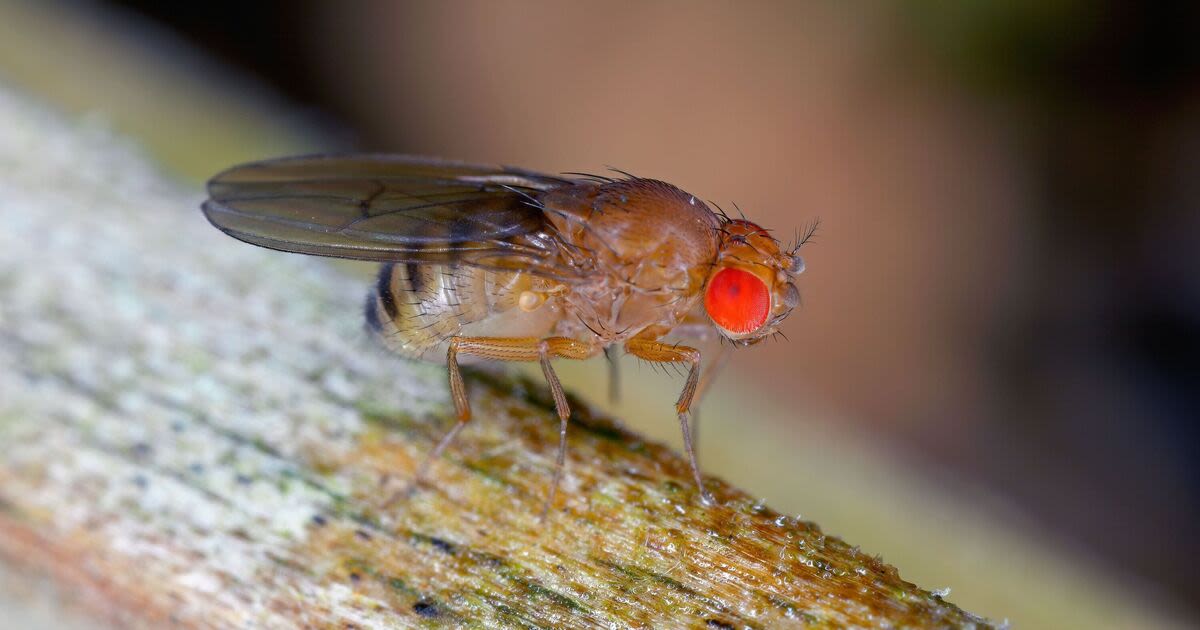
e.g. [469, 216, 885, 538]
[365, 262, 560, 361]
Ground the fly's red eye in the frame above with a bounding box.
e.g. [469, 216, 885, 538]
[704, 267, 770, 335]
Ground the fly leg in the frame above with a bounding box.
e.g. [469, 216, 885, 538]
[624, 335, 714, 505]
[604, 345, 621, 405]
[397, 336, 594, 517]
[689, 341, 731, 458]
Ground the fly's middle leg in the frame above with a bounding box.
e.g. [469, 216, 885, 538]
[625, 335, 714, 506]
[603, 345, 621, 405]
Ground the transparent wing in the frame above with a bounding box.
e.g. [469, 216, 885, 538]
[202, 153, 585, 279]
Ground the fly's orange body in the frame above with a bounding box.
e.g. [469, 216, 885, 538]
[203, 154, 812, 512]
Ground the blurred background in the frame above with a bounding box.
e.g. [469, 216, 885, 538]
[1, 1, 1197, 627]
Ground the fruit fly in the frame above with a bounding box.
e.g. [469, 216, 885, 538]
[202, 154, 811, 512]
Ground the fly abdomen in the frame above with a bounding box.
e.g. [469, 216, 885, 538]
[365, 262, 557, 361]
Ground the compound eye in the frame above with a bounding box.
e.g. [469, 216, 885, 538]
[704, 267, 771, 335]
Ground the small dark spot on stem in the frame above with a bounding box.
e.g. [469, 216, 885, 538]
[311, 514, 327, 527]
[413, 601, 439, 618]
[235, 474, 252, 486]
[355, 529, 372, 541]
[706, 620, 735, 629]
[417, 532, 458, 552]
[476, 552, 505, 569]
[349, 572, 361, 583]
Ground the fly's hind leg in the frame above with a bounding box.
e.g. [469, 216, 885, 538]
[625, 334, 715, 506]
[400, 336, 593, 516]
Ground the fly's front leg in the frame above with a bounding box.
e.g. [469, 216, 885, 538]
[624, 335, 714, 505]
[403, 336, 594, 517]
[690, 341, 731, 455]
